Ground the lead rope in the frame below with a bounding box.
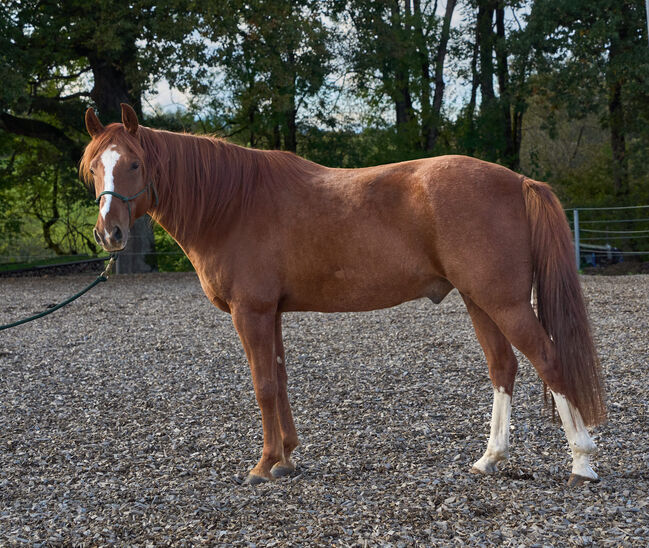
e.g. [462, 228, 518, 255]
[0, 255, 117, 332]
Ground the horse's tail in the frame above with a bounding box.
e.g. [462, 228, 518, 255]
[522, 178, 606, 426]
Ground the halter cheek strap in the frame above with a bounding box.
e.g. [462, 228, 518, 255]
[96, 181, 159, 224]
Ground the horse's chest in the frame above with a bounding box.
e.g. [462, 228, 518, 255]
[194, 269, 232, 313]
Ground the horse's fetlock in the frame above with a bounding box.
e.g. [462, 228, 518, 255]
[261, 449, 283, 466]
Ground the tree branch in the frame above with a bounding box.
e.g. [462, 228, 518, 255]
[32, 66, 92, 86]
[0, 112, 82, 161]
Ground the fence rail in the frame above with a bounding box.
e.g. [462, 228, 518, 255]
[569, 205, 649, 269]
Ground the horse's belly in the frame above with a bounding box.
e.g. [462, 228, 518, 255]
[280, 266, 449, 313]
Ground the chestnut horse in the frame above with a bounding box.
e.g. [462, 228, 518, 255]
[82, 104, 605, 486]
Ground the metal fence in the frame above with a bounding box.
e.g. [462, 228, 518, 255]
[570, 205, 649, 269]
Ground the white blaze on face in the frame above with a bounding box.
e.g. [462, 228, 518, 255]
[551, 391, 598, 480]
[472, 386, 511, 474]
[99, 146, 121, 221]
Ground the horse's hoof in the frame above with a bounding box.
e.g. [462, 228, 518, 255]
[244, 473, 269, 486]
[471, 461, 498, 475]
[271, 463, 295, 479]
[567, 473, 600, 487]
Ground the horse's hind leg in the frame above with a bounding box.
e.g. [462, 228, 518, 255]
[485, 301, 598, 484]
[463, 295, 517, 475]
[270, 313, 299, 478]
[550, 391, 599, 485]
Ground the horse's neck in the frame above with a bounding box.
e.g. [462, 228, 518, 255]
[147, 132, 235, 255]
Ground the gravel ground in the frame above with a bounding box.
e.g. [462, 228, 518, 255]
[1, 272, 648, 546]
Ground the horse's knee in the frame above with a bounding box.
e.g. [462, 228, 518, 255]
[254, 380, 278, 407]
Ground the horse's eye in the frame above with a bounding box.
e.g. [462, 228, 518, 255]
[89, 167, 95, 175]
[131, 161, 139, 170]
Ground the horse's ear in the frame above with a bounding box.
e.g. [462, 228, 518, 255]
[85, 108, 104, 138]
[121, 103, 139, 135]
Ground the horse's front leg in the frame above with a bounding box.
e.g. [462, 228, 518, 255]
[232, 306, 283, 485]
[270, 313, 299, 478]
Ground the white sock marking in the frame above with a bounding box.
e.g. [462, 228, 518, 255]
[99, 146, 120, 220]
[473, 386, 511, 474]
[551, 391, 598, 480]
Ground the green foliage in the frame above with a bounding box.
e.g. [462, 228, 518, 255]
[196, 0, 333, 151]
[1, 0, 199, 267]
[0, 131, 97, 260]
[153, 225, 193, 272]
[2, 0, 649, 268]
[298, 124, 409, 168]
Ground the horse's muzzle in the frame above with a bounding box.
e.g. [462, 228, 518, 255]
[94, 226, 127, 252]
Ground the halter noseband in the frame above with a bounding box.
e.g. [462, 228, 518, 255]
[96, 181, 159, 223]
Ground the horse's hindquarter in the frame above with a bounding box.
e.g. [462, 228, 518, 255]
[423, 156, 533, 303]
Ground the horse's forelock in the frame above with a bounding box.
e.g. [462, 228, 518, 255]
[80, 124, 145, 187]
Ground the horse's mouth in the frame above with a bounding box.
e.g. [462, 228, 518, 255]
[99, 238, 127, 253]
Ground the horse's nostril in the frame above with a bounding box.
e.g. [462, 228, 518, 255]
[93, 228, 102, 245]
[113, 226, 122, 242]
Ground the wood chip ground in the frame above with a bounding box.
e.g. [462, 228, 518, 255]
[1, 273, 648, 546]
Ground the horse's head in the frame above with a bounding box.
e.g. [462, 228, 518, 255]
[81, 104, 155, 252]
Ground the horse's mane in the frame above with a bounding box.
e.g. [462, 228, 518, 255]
[81, 124, 322, 246]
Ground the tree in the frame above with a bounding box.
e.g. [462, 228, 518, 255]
[196, 0, 332, 152]
[0, 0, 198, 270]
[455, 1, 534, 170]
[344, 0, 458, 157]
[527, 0, 649, 197]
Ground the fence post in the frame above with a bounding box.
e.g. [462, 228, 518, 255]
[573, 209, 580, 270]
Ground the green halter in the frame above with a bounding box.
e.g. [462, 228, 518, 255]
[96, 181, 159, 222]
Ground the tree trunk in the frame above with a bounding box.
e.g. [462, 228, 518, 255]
[608, 79, 628, 196]
[427, 0, 458, 151]
[465, 22, 480, 156]
[88, 54, 140, 121]
[248, 102, 257, 148]
[477, 1, 496, 107]
[607, 20, 629, 197]
[511, 109, 524, 172]
[115, 216, 156, 274]
[413, 0, 432, 151]
[495, 4, 515, 168]
[389, 1, 414, 148]
[285, 105, 297, 153]
[273, 122, 282, 149]
[394, 82, 413, 129]
[284, 52, 298, 153]
[35, 168, 65, 255]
